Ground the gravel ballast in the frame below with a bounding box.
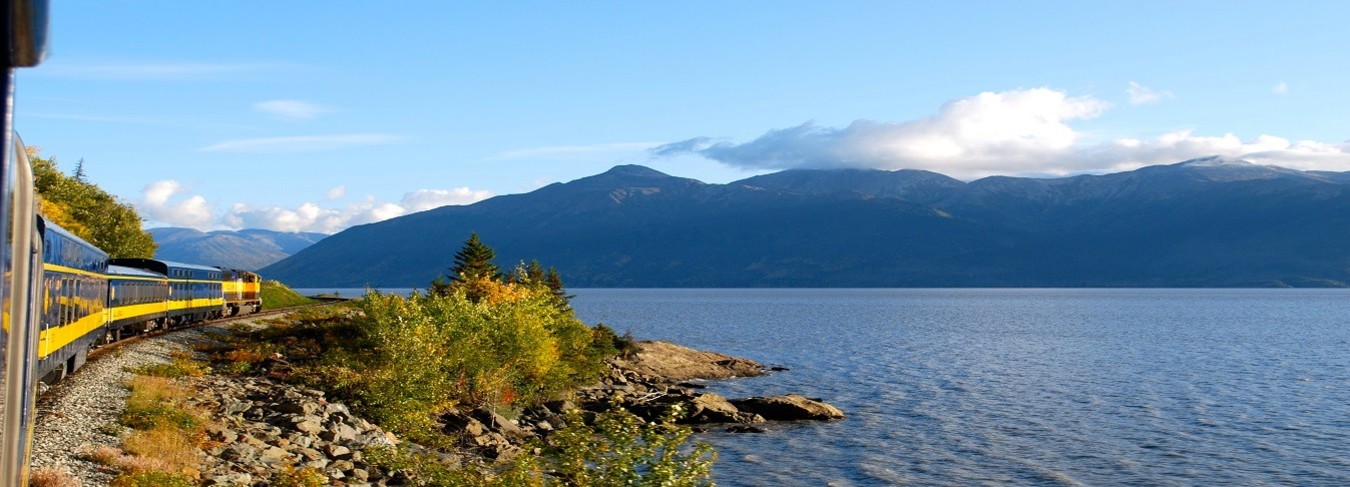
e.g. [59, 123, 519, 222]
[29, 318, 273, 486]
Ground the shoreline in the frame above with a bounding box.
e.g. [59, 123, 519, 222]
[180, 321, 844, 484]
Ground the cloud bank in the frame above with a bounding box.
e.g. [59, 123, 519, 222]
[140, 183, 493, 233]
[139, 180, 213, 227]
[652, 88, 1350, 179]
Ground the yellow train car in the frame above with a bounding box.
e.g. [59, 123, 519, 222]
[219, 268, 262, 315]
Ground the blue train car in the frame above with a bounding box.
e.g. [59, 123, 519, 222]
[36, 216, 110, 383]
[106, 264, 170, 338]
[108, 259, 224, 324]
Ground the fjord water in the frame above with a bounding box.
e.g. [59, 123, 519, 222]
[570, 289, 1350, 486]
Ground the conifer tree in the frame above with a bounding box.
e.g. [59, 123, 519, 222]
[545, 267, 574, 309]
[451, 232, 501, 283]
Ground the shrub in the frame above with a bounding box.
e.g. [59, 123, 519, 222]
[130, 351, 208, 378]
[116, 371, 206, 481]
[108, 470, 195, 487]
[544, 404, 716, 486]
[120, 376, 201, 430]
[593, 324, 636, 359]
[121, 424, 201, 473]
[272, 466, 330, 487]
[81, 445, 125, 466]
[363, 445, 542, 487]
[328, 286, 615, 439]
[29, 467, 79, 487]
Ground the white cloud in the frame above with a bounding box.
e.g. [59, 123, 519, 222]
[1273, 81, 1289, 94]
[400, 188, 493, 212]
[199, 134, 406, 153]
[206, 187, 491, 232]
[653, 88, 1109, 178]
[223, 199, 407, 234]
[1091, 131, 1350, 172]
[253, 99, 334, 119]
[326, 186, 347, 200]
[651, 87, 1350, 179]
[138, 180, 213, 227]
[135, 179, 492, 232]
[1126, 81, 1172, 105]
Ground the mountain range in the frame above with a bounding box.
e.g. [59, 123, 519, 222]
[261, 157, 1350, 288]
[150, 228, 327, 271]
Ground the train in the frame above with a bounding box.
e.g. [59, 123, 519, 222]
[36, 217, 263, 384]
[2, 1, 276, 483]
[3, 1, 268, 483]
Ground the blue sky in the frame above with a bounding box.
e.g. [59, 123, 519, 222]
[16, 1, 1350, 233]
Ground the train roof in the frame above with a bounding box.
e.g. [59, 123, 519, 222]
[109, 258, 223, 275]
[106, 264, 167, 279]
[216, 267, 261, 278]
[37, 215, 109, 258]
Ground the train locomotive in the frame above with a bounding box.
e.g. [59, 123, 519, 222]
[34, 217, 265, 384]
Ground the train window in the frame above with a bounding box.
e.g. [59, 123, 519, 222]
[61, 278, 69, 326]
[68, 278, 75, 325]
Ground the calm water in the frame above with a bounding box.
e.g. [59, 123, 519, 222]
[296, 288, 1350, 485]
[569, 289, 1350, 486]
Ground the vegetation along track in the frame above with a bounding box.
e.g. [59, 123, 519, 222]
[84, 302, 333, 365]
[28, 303, 337, 485]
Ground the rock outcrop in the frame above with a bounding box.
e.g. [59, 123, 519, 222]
[609, 340, 765, 381]
[730, 394, 846, 421]
[573, 342, 842, 431]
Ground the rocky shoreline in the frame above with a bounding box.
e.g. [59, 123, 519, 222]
[31, 315, 842, 486]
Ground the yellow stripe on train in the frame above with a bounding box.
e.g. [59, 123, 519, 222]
[38, 312, 105, 359]
[108, 301, 168, 323]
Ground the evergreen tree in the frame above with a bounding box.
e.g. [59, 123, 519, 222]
[451, 232, 501, 283]
[72, 158, 86, 182]
[545, 267, 574, 309]
[428, 275, 453, 297]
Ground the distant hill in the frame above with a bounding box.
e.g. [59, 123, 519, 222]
[150, 228, 327, 271]
[262, 158, 1350, 288]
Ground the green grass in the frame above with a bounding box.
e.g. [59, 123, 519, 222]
[261, 279, 319, 309]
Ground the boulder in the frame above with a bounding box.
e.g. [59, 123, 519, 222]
[470, 409, 528, 440]
[293, 417, 324, 435]
[686, 393, 763, 424]
[610, 341, 764, 381]
[730, 394, 844, 421]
